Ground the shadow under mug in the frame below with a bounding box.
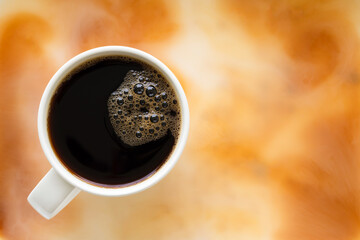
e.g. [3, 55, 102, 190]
[28, 46, 190, 219]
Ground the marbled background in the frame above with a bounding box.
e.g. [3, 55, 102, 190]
[1, 0, 360, 239]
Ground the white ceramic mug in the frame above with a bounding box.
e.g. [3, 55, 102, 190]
[28, 46, 190, 219]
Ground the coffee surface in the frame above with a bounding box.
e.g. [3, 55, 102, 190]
[48, 57, 181, 186]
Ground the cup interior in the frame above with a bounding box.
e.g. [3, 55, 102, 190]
[38, 46, 189, 196]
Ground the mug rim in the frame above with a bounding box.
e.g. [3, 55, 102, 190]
[38, 46, 189, 196]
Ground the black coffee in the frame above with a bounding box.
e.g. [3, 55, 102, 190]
[48, 56, 181, 187]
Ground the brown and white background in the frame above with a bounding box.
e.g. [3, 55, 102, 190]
[1, 0, 360, 239]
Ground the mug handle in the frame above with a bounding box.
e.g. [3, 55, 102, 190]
[27, 168, 81, 219]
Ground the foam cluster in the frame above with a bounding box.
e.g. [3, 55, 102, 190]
[107, 68, 181, 146]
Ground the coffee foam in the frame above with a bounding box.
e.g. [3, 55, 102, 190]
[107, 66, 181, 146]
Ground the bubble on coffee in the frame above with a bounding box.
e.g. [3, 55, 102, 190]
[107, 68, 180, 146]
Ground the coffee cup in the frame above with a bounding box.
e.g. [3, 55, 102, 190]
[28, 46, 189, 219]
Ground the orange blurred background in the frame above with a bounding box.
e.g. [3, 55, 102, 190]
[1, 0, 360, 239]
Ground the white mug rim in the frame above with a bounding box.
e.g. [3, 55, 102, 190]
[38, 46, 189, 196]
